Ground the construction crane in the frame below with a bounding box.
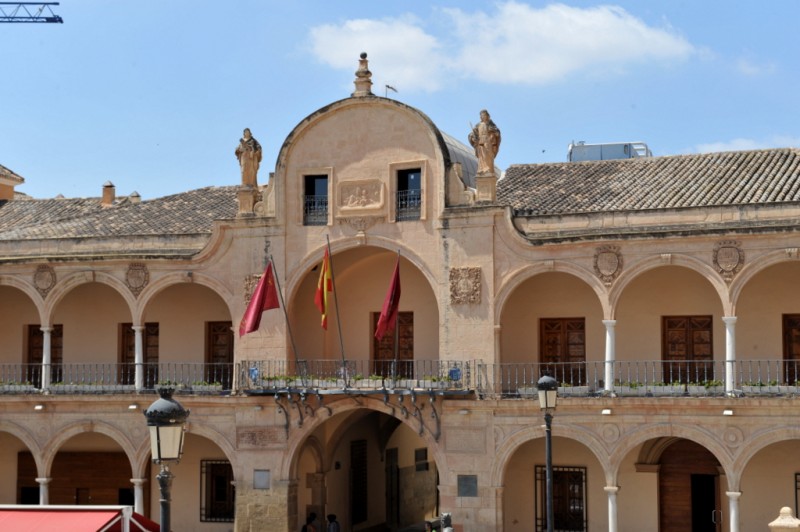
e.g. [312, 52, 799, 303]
[0, 2, 62, 23]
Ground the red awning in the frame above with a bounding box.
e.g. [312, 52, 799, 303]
[0, 509, 120, 531]
[107, 511, 160, 532]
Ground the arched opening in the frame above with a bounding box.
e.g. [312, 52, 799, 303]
[740, 439, 800, 528]
[0, 431, 37, 504]
[294, 406, 439, 531]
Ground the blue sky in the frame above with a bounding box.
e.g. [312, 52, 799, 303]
[2, 0, 798, 199]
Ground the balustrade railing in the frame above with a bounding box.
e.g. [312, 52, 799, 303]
[2, 359, 800, 397]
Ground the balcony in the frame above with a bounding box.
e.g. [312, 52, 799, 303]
[303, 195, 328, 226]
[1, 359, 799, 398]
[396, 189, 421, 221]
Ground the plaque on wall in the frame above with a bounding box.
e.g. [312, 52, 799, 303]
[33, 264, 56, 298]
[450, 267, 481, 305]
[594, 246, 622, 286]
[457, 475, 479, 497]
[125, 263, 149, 297]
[713, 240, 744, 282]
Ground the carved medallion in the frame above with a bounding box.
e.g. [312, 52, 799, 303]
[125, 263, 149, 297]
[713, 241, 743, 282]
[450, 267, 481, 305]
[33, 265, 56, 298]
[594, 246, 622, 286]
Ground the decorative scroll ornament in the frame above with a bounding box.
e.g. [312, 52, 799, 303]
[125, 263, 150, 297]
[33, 265, 56, 298]
[449, 267, 481, 305]
[713, 240, 743, 282]
[594, 246, 622, 286]
[342, 216, 382, 234]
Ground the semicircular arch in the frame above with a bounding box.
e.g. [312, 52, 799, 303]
[729, 425, 800, 479]
[495, 261, 610, 325]
[43, 271, 137, 324]
[610, 255, 731, 318]
[729, 250, 800, 314]
[0, 275, 45, 321]
[40, 420, 138, 478]
[0, 420, 43, 474]
[134, 272, 235, 324]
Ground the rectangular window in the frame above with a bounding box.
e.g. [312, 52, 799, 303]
[414, 448, 429, 472]
[396, 168, 421, 221]
[662, 316, 713, 383]
[206, 321, 233, 389]
[783, 315, 800, 385]
[200, 460, 235, 522]
[534, 465, 587, 532]
[304, 174, 328, 225]
[539, 318, 586, 385]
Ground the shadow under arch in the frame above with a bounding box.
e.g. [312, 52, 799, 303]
[281, 396, 445, 481]
[606, 422, 735, 488]
[133, 271, 235, 324]
[490, 422, 610, 487]
[0, 419, 44, 474]
[43, 271, 137, 325]
[40, 420, 138, 479]
[494, 261, 611, 325]
[609, 254, 731, 318]
[728, 250, 800, 315]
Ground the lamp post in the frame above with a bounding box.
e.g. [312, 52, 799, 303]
[144, 387, 190, 532]
[537, 375, 558, 532]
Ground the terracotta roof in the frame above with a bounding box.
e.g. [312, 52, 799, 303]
[0, 164, 24, 183]
[0, 186, 238, 241]
[498, 148, 800, 215]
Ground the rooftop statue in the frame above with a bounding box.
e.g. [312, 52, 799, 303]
[235, 128, 262, 187]
[468, 109, 501, 177]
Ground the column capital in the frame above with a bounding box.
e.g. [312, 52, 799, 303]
[602, 320, 617, 327]
[130, 478, 147, 486]
[604, 486, 619, 494]
[35, 477, 52, 485]
[131, 325, 145, 332]
[39, 326, 53, 333]
[726, 491, 742, 500]
[722, 316, 738, 325]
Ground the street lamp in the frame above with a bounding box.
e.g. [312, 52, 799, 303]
[537, 375, 558, 532]
[144, 387, 190, 532]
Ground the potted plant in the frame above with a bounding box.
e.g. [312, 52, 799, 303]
[557, 382, 590, 396]
[192, 380, 223, 393]
[645, 382, 685, 396]
[614, 381, 645, 396]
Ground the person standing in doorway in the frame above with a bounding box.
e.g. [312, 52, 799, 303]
[326, 513, 340, 532]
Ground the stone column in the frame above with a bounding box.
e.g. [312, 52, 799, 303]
[36, 477, 51, 505]
[723, 317, 737, 394]
[40, 326, 52, 390]
[133, 325, 144, 391]
[727, 491, 741, 532]
[605, 486, 619, 532]
[603, 320, 617, 393]
[131, 478, 147, 514]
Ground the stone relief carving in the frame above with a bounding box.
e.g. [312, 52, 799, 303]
[594, 246, 622, 286]
[601, 423, 621, 443]
[243, 273, 262, 305]
[125, 263, 149, 297]
[450, 267, 481, 305]
[33, 265, 56, 298]
[713, 240, 744, 282]
[339, 182, 382, 209]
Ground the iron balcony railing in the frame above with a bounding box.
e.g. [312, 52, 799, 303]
[239, 359, 471, 392]
[303, 195, 328, 225]
[396, 189, 421, 221]
[2, 359, 800, 397]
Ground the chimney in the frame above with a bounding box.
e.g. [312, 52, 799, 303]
[129, 191, 141, 204]
[102, 181, 115, 207]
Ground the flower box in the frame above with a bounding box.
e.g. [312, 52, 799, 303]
[557, 385, 590, 396]
[614, 385, 646, 397]
[0, 383, 37, 393]
[192, 384, 223, 393]
[644, 384, 685, 396]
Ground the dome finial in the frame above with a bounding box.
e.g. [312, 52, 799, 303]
[352, 52, 373, 97]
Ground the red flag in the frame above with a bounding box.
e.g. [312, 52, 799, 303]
[375, 256, 401, 340]
[239, 262, 280, 337]
[314, 248, 333, 329]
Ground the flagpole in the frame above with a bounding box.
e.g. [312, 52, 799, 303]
[325, 236, 348, 375]
[268, 255, 300, 367]
[392, 250, 401, 385]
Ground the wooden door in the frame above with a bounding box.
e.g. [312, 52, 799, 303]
[206, 321, 233, 388]
[119, 323, 159, 386]
[27, 324, 63, 386]
[539, 318, 586, 385]
[783, 315, 800, 384]
[372, 312, 413, 378]
[659, 439, 721, 532]
[662, 316, 713, 383]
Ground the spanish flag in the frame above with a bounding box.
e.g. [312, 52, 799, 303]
[314, 248, 333, 329]
[239, 262, 280, 337]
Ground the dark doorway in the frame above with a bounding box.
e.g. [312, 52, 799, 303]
[691, 474, 719, 531]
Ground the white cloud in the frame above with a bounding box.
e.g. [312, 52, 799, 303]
[735, 57, 775, 77]
[307, 2, 697, 92]
[695, 136, 800, 153]
[444, 2, 695, 85]
[309, 16, 445, 92]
